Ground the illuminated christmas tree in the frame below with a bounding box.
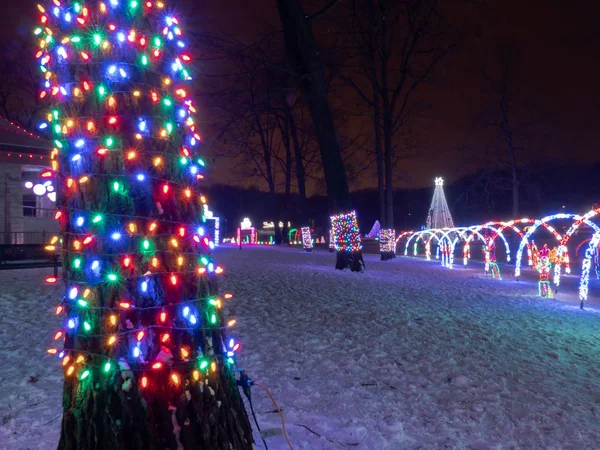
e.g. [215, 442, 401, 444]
[36, 1, 253, 448]
[426, 177, 454, 229]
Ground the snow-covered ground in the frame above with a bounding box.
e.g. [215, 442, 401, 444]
[2, 246, 600, 449]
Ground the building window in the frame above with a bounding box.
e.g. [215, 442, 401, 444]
[23, 194, 37, 217]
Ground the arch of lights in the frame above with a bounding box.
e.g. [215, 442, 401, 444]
[553, 207, 600, 285]
[514, 213, 600, 281]
[579, 231, 600, 308]
[398, 209, 600, 307]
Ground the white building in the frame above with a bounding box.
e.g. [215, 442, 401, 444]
[0, 117, 58, 245]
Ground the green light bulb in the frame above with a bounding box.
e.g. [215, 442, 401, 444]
[83, 321, 91, 332]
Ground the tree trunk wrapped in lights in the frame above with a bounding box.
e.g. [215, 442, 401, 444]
[35, 1, 253, 448]
[331, 211, 365, 271]
[379, 228, 396, 261]
[301, 226, 313, 252]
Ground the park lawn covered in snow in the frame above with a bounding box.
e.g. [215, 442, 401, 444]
[2, 246, 600, 449]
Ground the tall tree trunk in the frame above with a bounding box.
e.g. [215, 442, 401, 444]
[287, 106, 307, 213]
[367, 0, 385, 229]
[380, 12, 394, 230]
[511, 160, 519, 217]
[282, 122, 292, 197]
[276, 0, 350, 213]
[276, 0, 364, 271]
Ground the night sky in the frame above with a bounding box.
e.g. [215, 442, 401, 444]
[4, 0, 600, 193]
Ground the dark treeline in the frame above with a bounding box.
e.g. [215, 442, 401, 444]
[209, 161, 600, 238]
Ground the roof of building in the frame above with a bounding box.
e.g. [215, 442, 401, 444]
[0, 117, 51, 153]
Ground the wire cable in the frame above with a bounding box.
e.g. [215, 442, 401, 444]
[247, 394, 269, 450]
[253, 382, 295, 450]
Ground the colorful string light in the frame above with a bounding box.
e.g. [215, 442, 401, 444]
[379, 229, 395, 260]
[301, 226, 313, 252]
[37, 0, 240, 397]
[330, 211, 362, 253]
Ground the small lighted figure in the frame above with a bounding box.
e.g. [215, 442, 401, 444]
[482, 231, 501, 279]
[536, 244, 553, 298]
[240, 217, 252, 229]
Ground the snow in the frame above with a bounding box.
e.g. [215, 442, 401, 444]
[2, 246, 600, 449]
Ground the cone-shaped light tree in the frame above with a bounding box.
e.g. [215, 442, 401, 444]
[35, 1, 253, 448]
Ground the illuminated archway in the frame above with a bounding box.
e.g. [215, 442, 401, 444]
[579, 231, 600, 309]
[404, 230, 441, 257]
[553, 207, 600, 285]
[514, 213, 597, 279]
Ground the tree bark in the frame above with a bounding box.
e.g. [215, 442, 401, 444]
[277, 0, 363, 271]
[380, 13, 394, 231]
[276, 0, 351, 214]
[367, 0, 386, 229]
[287, 105, 307, 212]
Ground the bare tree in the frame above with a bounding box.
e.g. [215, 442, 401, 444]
[337, 0, 455, 229]
[477, 42, 537, 217]
[276, 0, 368, 270]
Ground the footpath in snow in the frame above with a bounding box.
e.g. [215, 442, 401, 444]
[1, 246, 600, 449]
